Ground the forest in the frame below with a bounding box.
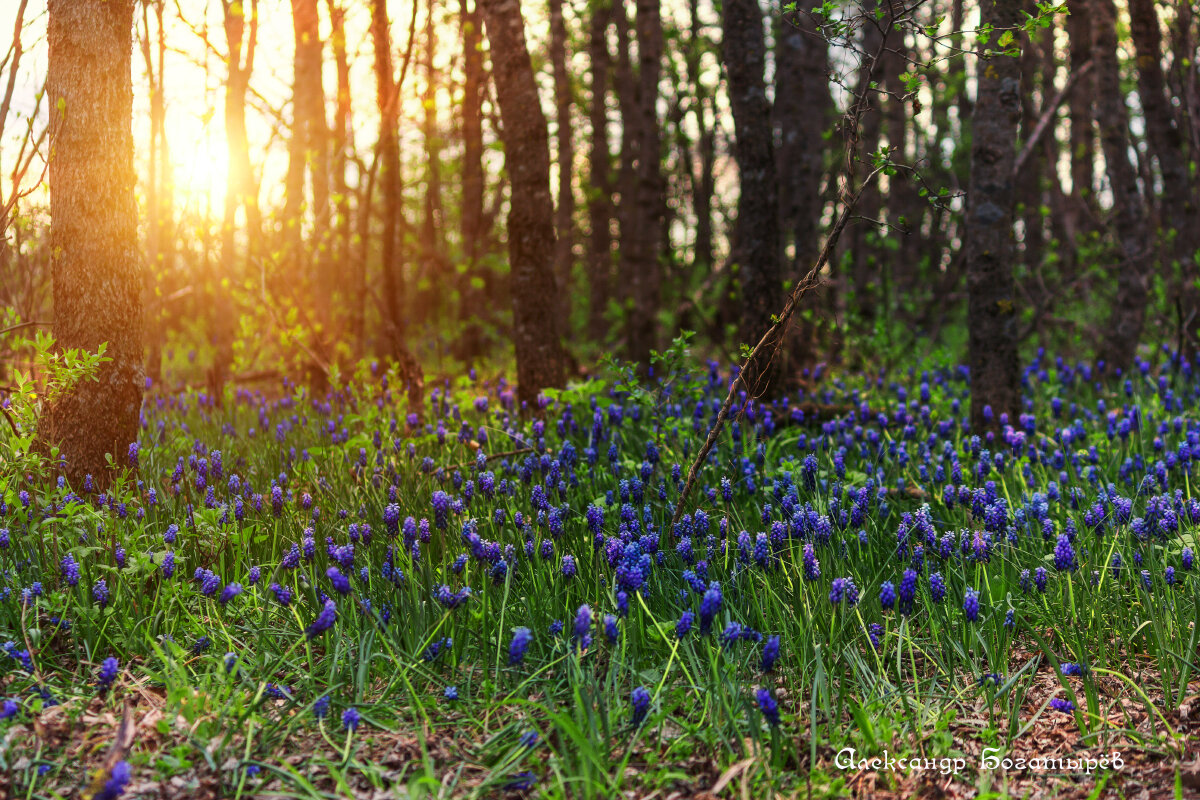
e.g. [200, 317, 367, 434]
[0, 0, 1198, 797]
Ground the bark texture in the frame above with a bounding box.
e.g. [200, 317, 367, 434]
[966, 0, 1022, 430]
[43, 0, 144, 491]
[587, 1, 614, 341]
[550, 0, 575, 333]
[1128, 0, 1200, 349]
[370, 0, 424, 402]
[723, 0, 783, 396]
[1093, 0, 1151, 370]
[478, 0, 566, 406]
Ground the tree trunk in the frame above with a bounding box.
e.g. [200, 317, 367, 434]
[629, 0, 664, 366]
[1065, 0, 1095, 237]
[775, 3, 829, 272]
[586, 1, 614, 342]
[550, 0, 575, 339]
[849, 0, 884, 325]
[42, 0, 144, 491]
[724, 0, 783, 396]
[1093, 0, 1151, 370]
[457, 0, 488, 360]
[966, 0, 1022, 430]
[212, 0, 258, 400]
[370, 0, 424, 402]
[419, 0, 444, 325]
[327, 0, 354, 343]
[286, 0, 332, 325]
[1128, 0, 1200, 351]
[478, 0, 566, 406]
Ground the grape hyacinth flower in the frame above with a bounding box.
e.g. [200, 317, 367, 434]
[342, 707, 361, 731]
[444, 686, 459, 702]
[509, 627, 532, 665]
[755, 688, 780, 726]
[676, 611, 695, 639]
[305, 599, 338, 639]
[572, 605, 593, 649]
[218, 583, 243, 606]
[1054, 534, 1077, 572]
[699, 582, 722, 634]
[97, 657, 119, 693]
[1060, 662, 1089, 677]
[1049, 698, 1075, 714]
[95, 760, 131, 800]
[92, 579, 110, 609]
[761, 635, 780, 672]
[879, 581, 896, 610]
[631, 686, 651, 725]
[313, 695, 330, 719]
[963, 588, 980, 622]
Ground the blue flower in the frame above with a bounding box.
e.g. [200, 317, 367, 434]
[963, 588, 980, 622]
[761, 635, 780, 672]
[631, 686, 651, 725]
[699, 582, 722, 634]
[509, 627, 532, 665]
[444, 686, 459, 701]
[313, 695, 331, 719]
[755, 688, 780, 726]
[519, 730, 539, 748]
[1049, 697, 1075, 713]
[97, 657, 119, 692]
[95, 760, 131, 800]
[342, 706, 361, 731]
[305, 599, 338, 639]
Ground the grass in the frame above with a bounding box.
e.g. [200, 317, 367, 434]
[0, 352, 1198, 798]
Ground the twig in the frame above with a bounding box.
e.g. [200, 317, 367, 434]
[671, 3, 902, 530]
[1011, 60, 1093, 181]
[0, 319, 50, 337]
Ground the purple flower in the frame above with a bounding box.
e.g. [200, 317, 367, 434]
[699, 582, 722, 634]
[92, 579, 110, 609]
[1049, 697, 1075, 713]
[963, 588, 980, 622]
[573, 604, 593, 649]
[755, 688, 780, 726]
[305, 599, 338, 639]
[1054, 534, 1077, 572]
[95, 760, 131, 800]
[342, 706, 361, 731]
[97, 657, 119, 692]
[327, 567, 352, 595]
[218, 583, 243, 605]
[761, 635, 780, 672]
[509, 627, 532, 665]
[631, 686, 651, 725]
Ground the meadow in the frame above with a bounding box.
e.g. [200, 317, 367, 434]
[1, 350, 1198, 799]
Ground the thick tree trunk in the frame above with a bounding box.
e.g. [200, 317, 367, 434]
[419, 0, 445, 325]
[478, 0, 566, 406]
[1128, 0, 1200, 350]
[370, 0, 424, 402]
[457, 0, 488, 360]
[286, 0, 332, 326]
[1065, 0, 1095, 237]
[327, 0, 354, 337]
[622, 0, 665, 367]
[550, 0, 575, 337]
[42, 0, 144, 491]
[724, 0, 783, 396]
[775, 3, 829, 272]
[586, 1, 614, 342]
[966, 0, 1022, 430]
[850, 0, 884, 325]
[212, 0, 258, 400]
[685, 0, 715, 276]
[1093, 0, 1151, 370]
